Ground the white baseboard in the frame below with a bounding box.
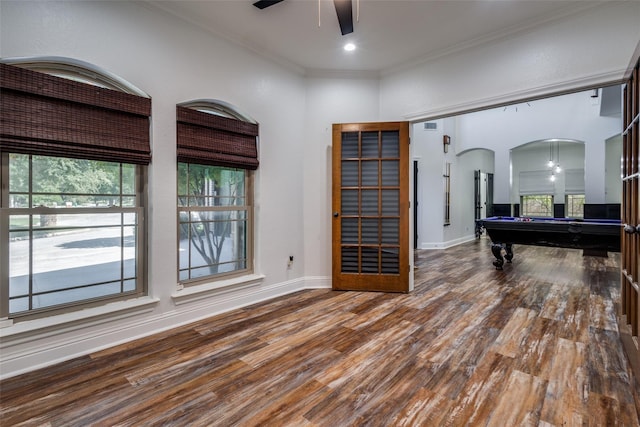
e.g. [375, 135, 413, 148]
[420, 234, 476, 250]
[302, 276, 332, 289]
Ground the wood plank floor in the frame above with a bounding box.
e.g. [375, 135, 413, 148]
[1, 238, 639, 426]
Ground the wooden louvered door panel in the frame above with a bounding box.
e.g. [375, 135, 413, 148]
[620, 58, 640, 382]
[332, 122, 410, 292]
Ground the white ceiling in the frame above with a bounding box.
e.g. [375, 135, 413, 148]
[147, 0, 607, 74]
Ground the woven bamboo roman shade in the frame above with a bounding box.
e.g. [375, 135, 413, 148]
[176, 105, 259, 170]
[0, 63, 151, 164]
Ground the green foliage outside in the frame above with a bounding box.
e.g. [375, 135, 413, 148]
[9, 153, 134, 208]
[521, 195, 553, 217]
[566, 194, 585, 218]
[8, 155, 246, 277]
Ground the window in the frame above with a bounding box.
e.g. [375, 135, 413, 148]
[176, 101, 258, 284]
[566, 194, 585, 218]
[1, 61, 150, 319]
[565, 168, 585, 218]
[2, 154, 145, 317]
[178, 164, 251, 281]
[521, 195, 554, 217]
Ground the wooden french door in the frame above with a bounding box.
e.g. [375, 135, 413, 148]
[486, 173, 494, 217]
[474, 171, 494, 220]
[332, 122, 410, 292]
[621, 58, 640, 379]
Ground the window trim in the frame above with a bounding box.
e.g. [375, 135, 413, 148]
[172, 273, 264, 306]
[1, 56, 149, 97]
[179, 99, 256, 124]
[0, 295, 159, 336]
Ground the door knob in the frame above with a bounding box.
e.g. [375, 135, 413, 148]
[333, 212, 340, 217]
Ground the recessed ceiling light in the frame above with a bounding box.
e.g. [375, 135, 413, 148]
[344, 43, 356, 52]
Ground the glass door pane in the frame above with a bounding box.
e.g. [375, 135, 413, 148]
[339, 130, 400, 274]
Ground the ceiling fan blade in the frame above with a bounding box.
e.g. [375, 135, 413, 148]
[253, 0, 285, 10]
[333, 0, 353, 35]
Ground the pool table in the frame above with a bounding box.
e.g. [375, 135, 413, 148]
[477, 216, 622, 269]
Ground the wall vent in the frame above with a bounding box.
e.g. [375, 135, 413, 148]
[423, 122, 437, 130]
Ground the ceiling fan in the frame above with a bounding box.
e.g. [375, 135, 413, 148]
[253, 0, 354, 36]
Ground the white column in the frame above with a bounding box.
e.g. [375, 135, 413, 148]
[494, 149, 511, 205]
[584, 139, 606, 203]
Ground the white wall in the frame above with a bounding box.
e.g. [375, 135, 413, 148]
[511, 142, 586, 204]
[379, 2, 640, 121]
[303, 75, 380, 279]
[412, 120, 447, 247]
[411, 119, 492, 249]
[455, 149, 495, 239]
[0, 0, 312, 378]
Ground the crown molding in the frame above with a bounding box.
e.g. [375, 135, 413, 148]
[403, 68, 627, 122]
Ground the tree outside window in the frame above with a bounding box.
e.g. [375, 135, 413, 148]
[566, 194, 585, 218]
[177, 163, 250, 282]
[521, 195, 553, 217]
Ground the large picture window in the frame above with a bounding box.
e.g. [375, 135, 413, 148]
[1, 61, 150, 319]
[2, 153, 145, 317]
[176, 101, 258, 285]
[178, 163, 250, 281]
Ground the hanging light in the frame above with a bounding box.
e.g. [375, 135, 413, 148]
[554, 142, 561, 173]
[546, 140, 562, 173]
[550, 173, 556, 182]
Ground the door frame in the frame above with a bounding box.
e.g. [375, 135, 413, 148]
[332, 121, 411, 293]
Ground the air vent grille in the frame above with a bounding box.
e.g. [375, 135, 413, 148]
[424, 122, 437, 130]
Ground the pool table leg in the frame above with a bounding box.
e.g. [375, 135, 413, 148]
[491, 243, 514, 269]
[491, 243, 505, 269]
[504, 244, 514, 263]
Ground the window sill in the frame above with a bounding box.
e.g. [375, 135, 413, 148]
[0, 296, 160, 340]
[172, 273, 265, 306]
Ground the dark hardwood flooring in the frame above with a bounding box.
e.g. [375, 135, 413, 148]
[1, 238, 639, 426]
